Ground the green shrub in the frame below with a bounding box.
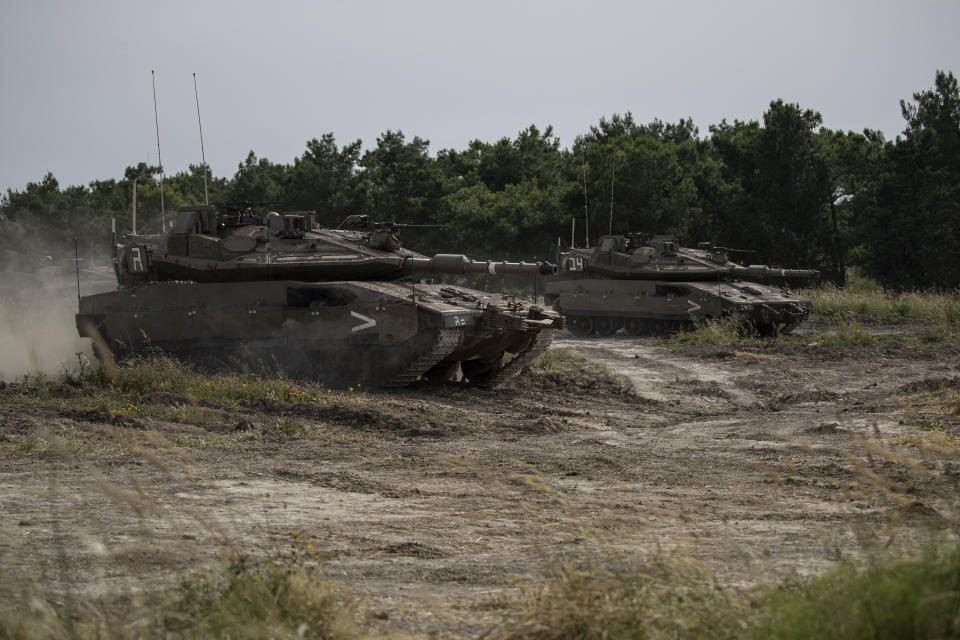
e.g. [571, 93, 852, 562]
[751, 543, 960, 640]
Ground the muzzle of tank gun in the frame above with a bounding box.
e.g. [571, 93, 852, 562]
[404, 254, 559, 276]
[732, 265, 820, 278]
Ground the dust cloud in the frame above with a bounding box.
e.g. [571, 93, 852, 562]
[0, 261, 112, 380]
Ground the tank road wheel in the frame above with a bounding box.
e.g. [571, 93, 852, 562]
[594, 316, 620, 337]
[568, 315, 594, 338]
[424, 360, 462, 383]
[779, 320, 800, 335]
[650, 320, 669, 336]
[462, 356, 502, 383]
[623, 318, 644, 336]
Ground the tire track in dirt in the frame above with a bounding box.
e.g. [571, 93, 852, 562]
[553, 337, 760, 407]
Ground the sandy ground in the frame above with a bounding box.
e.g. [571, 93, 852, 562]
[1, 327, 959, 637]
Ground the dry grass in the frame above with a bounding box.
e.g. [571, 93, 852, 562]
[493, 552, 748, 640]
[891, 378, 960, 434]
[672, 316, 748, 345]
[0, 550, 358, 640]
[803, 285, 960, 323]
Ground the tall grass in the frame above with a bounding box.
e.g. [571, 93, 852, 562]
[0, 551, 358, 640]
[160, 552, 358, 640]
[0, 354, 367, 425]
[495, 542, 960, 640]
[494, 554, 748, 640]
[804, 285, 960, 323]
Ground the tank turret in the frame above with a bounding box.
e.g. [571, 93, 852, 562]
[544, 233, 817, 337]
[77, 203, 563, 387]
[108, 206, 558, 286]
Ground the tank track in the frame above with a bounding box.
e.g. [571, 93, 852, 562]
[384, 328, 465, 388]
[482, 329, 554, 388]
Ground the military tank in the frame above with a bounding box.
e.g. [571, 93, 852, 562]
[76, 203, 562, 387]
[543, 232, 818, 337]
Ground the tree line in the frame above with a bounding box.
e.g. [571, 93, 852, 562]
[2, 71, 958, 290]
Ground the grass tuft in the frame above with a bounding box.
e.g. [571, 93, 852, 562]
[161, 553, 357, 639]
[494, 552, 747, 640]
[812, 321, 875, 348]
[749, 543, 960, 640]
[672, 316, 747, 345]
[527, 348, 629, 395]
[0, 552, 358, 640]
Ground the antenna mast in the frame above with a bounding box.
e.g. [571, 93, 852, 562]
[608, 154, 616, 234]
[74, 238, 81, 305]
[152, 71, 165, 229]
[132, 174, 138, 235]
[581, 161, 589, 247]
[193, 72, 209, 205]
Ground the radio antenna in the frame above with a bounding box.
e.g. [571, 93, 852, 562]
[74, 238, 81, 305]
[151, 70, 165, 228]
[608, 153, 616, 234]
[193, 72, 209, 205]
[581, 160, 589, 247]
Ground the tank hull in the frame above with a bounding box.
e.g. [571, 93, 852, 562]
[76, 280, 558, 386]
[543, 278, 811, 337]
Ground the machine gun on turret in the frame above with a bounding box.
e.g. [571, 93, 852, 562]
[215, 200, 286, 226]
[696, 242, 756, 256]
[338, 214, 445, 251]
[338, 214, 444, 232]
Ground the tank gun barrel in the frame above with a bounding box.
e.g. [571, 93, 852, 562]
[732, 265, 820, 278]
[216, 199, 284, 209]
[404, 254, 558, 276]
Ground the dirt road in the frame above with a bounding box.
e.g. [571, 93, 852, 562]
[1, 331, 958, 637]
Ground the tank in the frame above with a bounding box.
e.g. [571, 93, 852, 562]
[542, 233, 818, 337]
[76, 203, 562, 387]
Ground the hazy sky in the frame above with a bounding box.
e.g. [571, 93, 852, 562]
[1, 0, 957, 194]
